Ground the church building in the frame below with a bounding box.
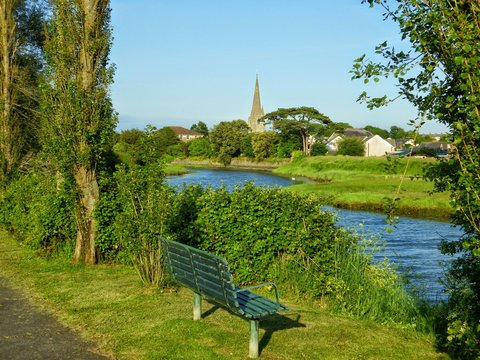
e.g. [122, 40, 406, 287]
[247, 75, 265, 132]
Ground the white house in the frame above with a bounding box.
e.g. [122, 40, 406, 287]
[325, 134, 343, 153]
[168, 126, 203, 142]
[364, 134, 395, 156]
[325, 128, 395, 157]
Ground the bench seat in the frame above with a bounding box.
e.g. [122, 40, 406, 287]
[160, 237, 288, 358]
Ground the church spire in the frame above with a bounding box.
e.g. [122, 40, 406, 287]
[248, 75, 265, 132]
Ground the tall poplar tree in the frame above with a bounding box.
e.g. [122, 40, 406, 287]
[0, 0, 46, 181]
[42, 0, 116, 264]
[0, 0, 20, 179]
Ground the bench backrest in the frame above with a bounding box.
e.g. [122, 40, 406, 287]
[161, 238, 239, 310]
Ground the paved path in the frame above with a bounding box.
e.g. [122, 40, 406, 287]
[0, 277, 110, 360]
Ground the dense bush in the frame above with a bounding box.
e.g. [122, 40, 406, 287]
[310, 142, 328, 156]
[251, 131, 278, 161]
[113, 162, 173, 287]
[188, 138, 211, 157]
[337, 137, 365, 156]
[188, 183, 354, 294]
[0, 171, 76, 255]
[276, 138, 301, 158]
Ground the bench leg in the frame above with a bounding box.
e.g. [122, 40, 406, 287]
[193, 292, 202, 320]
[249, 319, 259, 358]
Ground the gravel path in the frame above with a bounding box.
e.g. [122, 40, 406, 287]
[0, 277, 110, 360]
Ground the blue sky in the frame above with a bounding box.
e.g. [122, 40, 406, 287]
[110, 0, 448, 134]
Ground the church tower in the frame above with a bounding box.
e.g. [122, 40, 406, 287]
[247, 75, 265, 132]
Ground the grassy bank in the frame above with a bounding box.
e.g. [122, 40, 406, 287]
[274, 156, 452, 220]
[0, 232, 448, 360]
[164, 163, 188, 175]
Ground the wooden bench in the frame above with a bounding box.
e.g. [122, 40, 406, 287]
[160, 238, 288, 358]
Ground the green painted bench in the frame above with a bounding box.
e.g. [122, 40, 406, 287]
[160, 238, 288, 358]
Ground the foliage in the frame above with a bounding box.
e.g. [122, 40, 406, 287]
[331, 236, 428, 329]
[310, 141, 328, 156]
[166, 142, 188, 159]
[41, 0, 117, 264]
[389, 126, 411, 140]
[187, 138, 211, 157]
[190, 121, 209, 136]
[0, 0, 47, 181]
[275, 137, 301, 158]
[251, 131, 278, 161]
[260, 107, 331, 155]
[0, 167, 76, 256]
[167, 184, 206, 244]
[188, 182, 354, 294]
[354, 0, 480, 355]
[209, 120, 250, 165]
[364, 125, 389, 139]
[118, 128, 143, 145]
[240, 134, 254, 157]
[113, 162, 172, 287]
[337, 137, 365, 156]
[317, 122, 352, 139]
[138, 126, 179, 164]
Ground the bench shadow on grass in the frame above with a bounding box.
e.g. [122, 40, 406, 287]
[202, 304, 305, 355]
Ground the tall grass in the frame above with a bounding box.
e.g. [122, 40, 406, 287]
[274, 155, 431, 180]
[331, 238, 430, 331]
[276, 155, 452, 219]
[272, 234, 431, 331]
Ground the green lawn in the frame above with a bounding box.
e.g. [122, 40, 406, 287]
[0, 232, 448, 359]
[275, 156, 452, 220]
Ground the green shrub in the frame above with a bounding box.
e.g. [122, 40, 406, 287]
[276, 138, 301, 158]
[113, 162, 173, 287]
[337, 137, 365, 156]
[94, 174, 127, 263]
[0, 171, 76, 256]
[166, 143, 188, 158]
[191, 182, 354, 294]
[188, 138, 211, 157]
[310, 142, 328, 156]
[251, 131, 278, 161]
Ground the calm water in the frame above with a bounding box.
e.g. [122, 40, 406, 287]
[324, 207, 462, 300]
[167, 167, 298, 189]
[167, 168, 463, 300]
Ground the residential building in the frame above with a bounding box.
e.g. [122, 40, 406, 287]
[168, 126, 203, 142]
[325, 128, 394, 156]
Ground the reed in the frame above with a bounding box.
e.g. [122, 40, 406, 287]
[272, 234, 431, 331]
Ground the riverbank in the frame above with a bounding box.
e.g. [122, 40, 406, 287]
[172, 157, 290, 171]
[171, 156, 453, 220]
[274, 156, 452, 220]
[0, 231, 448, 360]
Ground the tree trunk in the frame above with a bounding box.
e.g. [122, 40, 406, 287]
[71, 0, 109, 263]
[0, 0, 17, 178]
[301, 132, 308, 155]
[73, 164, 99, 264]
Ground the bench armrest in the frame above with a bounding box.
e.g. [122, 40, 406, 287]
[235, 282, 281, 304]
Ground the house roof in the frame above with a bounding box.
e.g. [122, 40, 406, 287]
[343, 128, 373, 138]
[168, 126, 202, 136]
[326, 128, 373, 143]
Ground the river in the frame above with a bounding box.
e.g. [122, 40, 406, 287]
[167, 167, 463, 301]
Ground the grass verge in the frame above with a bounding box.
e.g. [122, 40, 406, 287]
[0, 232, 448, 359]
[274, 156, 452, 220]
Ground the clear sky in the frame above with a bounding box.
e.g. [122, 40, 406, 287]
[109, 0, 448, 134]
